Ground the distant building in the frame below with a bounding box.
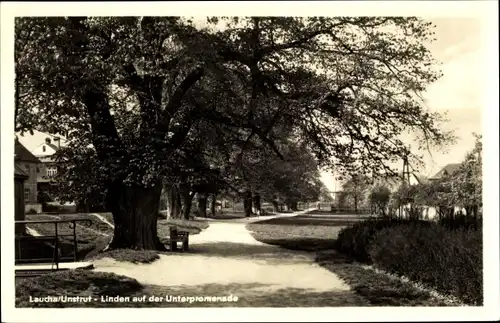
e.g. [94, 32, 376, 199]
[367, 171, 428, 218]
[429, 163, 462, 181]
[17, 131, 68, 201]
[15, 138, 42, 213]
[32, 137, 63, 194]
[372, 171, 426, 193]
[421, 163, 465, 220]
[14, 163, 29, 234]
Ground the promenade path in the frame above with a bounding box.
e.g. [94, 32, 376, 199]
[92, 209, 367, 306]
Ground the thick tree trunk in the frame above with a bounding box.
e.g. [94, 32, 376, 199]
[243, 190, 252, 217]
[176, 191, 182, 217]
[166, 185, 182, 219]
[210, 193, 217, 217]
[180, 187, 194, 220]
[197, 193, 208, 218]
[252, 193, 261, 215]
[272, 200, 279, 213]
[106, 182, 166, 250]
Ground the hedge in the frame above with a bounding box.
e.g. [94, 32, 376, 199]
[333, 218, 431, 263]
[369, 225, 482, 305]
[334, 219, 483, 305]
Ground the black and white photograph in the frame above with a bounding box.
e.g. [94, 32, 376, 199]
[1, 1, 498, 322]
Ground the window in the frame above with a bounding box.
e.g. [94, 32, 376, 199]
[42, 145, 46, 152]
[47, 167, 57, 177]
[24, 188, 30, 201]
[25, 164, 29, 171]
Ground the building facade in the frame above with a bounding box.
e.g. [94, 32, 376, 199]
[15, 164, 29, 234]
[15, 139, 42, 213]
[32, 137, 62, 196]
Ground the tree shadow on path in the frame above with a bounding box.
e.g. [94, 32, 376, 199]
[186, 242, 312, 264]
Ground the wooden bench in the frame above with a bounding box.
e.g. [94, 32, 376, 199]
[168, 227, 189, 252]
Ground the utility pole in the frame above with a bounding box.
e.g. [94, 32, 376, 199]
[401, 152, 411, 219]
[402, 154, 411, 186]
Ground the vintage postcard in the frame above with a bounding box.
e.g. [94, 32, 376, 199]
[1, 1, 498, 322]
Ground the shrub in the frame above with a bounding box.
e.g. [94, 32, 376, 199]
[438, 213, 482, 230]
[369, 224, 482, 305]
[334, 218, 430, 263]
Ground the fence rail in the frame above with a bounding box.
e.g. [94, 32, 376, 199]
[15, 218, 93, 269]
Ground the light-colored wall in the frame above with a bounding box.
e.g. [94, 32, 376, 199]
[17, 161, 38, 204]
[15, 179, 26, 234]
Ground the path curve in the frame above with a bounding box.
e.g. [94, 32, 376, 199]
[92, 208, 354, 299]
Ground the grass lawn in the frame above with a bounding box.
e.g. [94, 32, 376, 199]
[246, 215, 352, 251]
[24, 214, 111, 261]
[205, 211, 248, 220]
[315, 251, 454, 306]
[160, 218, 209, 233]
[93, 249, 160, 264]
[247, 215, 456, 306]
[22, 213, 209, 263]
[16, 270, 367, 307]
[304, 209, 373, 216]
[92, 212, 209, 234]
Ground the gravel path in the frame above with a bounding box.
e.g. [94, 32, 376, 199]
[92, 209, 362, 306]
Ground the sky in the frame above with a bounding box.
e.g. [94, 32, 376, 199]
[321, 17, 484, 192]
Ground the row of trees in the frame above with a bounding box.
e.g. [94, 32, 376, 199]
[161, 137, 328, 219]
[16, 16, 451, 249]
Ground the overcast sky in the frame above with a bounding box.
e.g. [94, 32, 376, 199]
[321, 17, 483, 192]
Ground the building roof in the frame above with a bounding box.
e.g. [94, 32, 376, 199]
[14, 163, 29, 179]
[44, 142, 60, 151]
[15, 139, 40, 163]
[33, 141, 61, 155]
[373, 172, 428, 191]
[16, 130, 68, 151]
[430, 163, 462, 179]
[414, 175, 429, 185]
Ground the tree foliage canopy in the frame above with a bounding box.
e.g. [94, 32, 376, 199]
[17, 16, 450, 182]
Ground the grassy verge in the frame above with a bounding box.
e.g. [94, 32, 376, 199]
[315, 252, 451, 306]
[247, 215, 350, 251]
[22, 213, 209, 262]
[91, 212, 209, 235]
[94, 249, 160, 264]
[16, 270, 367, 307]
[160, 218, 209, 233]
[16, 270, 144, 308]
[304, 209, 372, 216]
[247, 215, 455, 306]
[24, 214, 111, 261]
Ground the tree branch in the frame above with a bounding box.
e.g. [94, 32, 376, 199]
[202, 109, 285, 160]
[157, 67, 205, 133]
